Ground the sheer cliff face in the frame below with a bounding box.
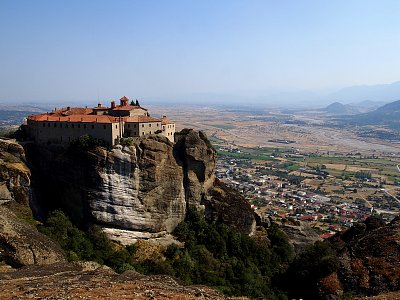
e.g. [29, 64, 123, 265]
[174, 130, 216, 209]
[0, 139, 65, 267]
[0, 139, 30, 205]
[89, 135, 186, 233]
[28, 130, 256, 241]
[27, 130, 255, 242]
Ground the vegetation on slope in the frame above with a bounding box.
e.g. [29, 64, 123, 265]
[38, 210, 135, 273]
[38, 208, 293, 299]
[32, 205, 400, 299]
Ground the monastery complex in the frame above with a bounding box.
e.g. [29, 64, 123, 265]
[27, 96, 176, 146]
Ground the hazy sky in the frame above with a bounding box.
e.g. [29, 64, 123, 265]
[1, 0, 400, 103]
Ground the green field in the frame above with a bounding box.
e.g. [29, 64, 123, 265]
[217, 150, 277, 161]
[216, 144, 400, 181]
[209, 124, 236, 130]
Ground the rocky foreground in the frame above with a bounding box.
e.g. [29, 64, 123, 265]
[0, 262, 242, 300]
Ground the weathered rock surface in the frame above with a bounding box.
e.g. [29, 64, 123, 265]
[174, 130, 216, 210]
[0, 206, 65, 267]
[279, 222, 321, 254]
[0, 138, 30, 205]
[255, 213, 321, 254]
[89, 135, 186, 234]
[27, 130, 255, 243]
[205, 179, 256, 235]
[0, 138, 64, 267]
[319, 216, 400, 298]
[0, 261, 236, 300]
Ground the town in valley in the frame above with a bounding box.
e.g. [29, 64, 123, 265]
[149, 103, 400, 239]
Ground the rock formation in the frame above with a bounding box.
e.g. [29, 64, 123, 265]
[319, 216, 400, 298]
[0, 138, 65, 267]
[89, 135, 187, 235]
[26, 130, 255, 244]
[0, 139, 30, 205]
[0, 206, 65, 267]
[278, 221, 321, 254]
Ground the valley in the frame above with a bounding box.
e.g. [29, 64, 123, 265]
[150, 104, 400, 237]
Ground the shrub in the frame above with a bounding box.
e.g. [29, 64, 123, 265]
[38, 210, 94, 261]
[199, 131, 214, 149]
[38, 211, 134, 272]
[69, 134, 107, 151]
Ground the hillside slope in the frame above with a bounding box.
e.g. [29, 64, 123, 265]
[322, 102, 360, 115]
[324, 216, 400, 297]
[0, 262, 231, 300]
[342, 100, 400, 129]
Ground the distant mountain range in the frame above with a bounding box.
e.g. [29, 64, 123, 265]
[339, 99, 400, 129]
[326, 81, 400, 104]
[322, 102, 360, 115]
[321, 100, 384, 115]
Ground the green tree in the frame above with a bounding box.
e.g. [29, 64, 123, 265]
[38, 210, 93, 261]
[283, 241, 339, 299]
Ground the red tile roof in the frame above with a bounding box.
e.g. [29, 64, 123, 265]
[120, 96, 129, 101]
[27, 104, 175, 126]
[28, 113, 121, 124]
[28, 113, 166, 124]
[320, 232, 335, 239]
[161, 117, 174, 125]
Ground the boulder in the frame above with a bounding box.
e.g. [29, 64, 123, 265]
[0, 206, 65, 267]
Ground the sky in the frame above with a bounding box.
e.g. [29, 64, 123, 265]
[1, 0, 400, 105]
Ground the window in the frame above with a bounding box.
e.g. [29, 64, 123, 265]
[103, 125, 106, 129]
[78, 124, 80, 128]
[66, 124, 68, 128]
[142, 124, 144, 128]
[115, 125, 118, 129]
[149, 131, 151, 134]
[60, 123, 62, 128]
[48, 123, 50, 127]
[149, 124, 151, 127]
[128, 124, 130, 128]
[84, 124, 87, 129]
[54, 123, 57, 127]
[43, 123, 45, 127]
[92, 125, 94, 129]
[134, 124, 136, 128]
[72, 124, 74, 128]
[142, 132, 144, 135]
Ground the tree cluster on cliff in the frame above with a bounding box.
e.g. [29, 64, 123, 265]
[39, 209, 293, 299]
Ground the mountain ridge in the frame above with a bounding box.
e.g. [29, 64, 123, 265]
[340, 99, 400, 129]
